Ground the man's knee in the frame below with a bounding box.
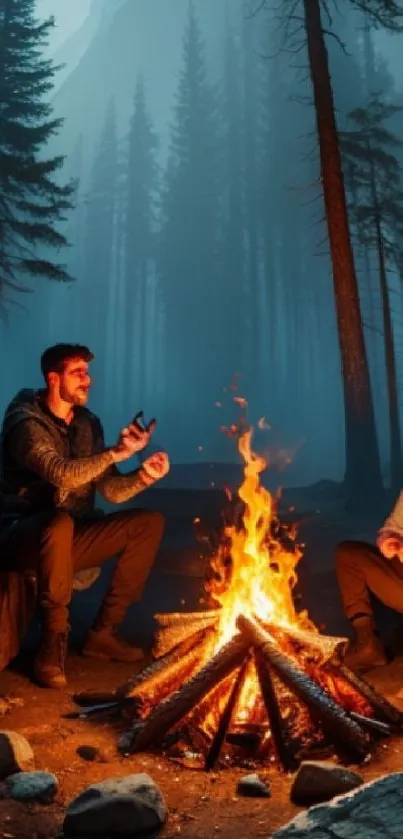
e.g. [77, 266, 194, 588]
[336, 540, 358, 569]
[126, 509, 165, 541]
[43, 511, 74, 544]
[335, 540, 379, 578]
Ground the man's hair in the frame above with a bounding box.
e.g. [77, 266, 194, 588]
[40, 343, 94, 380]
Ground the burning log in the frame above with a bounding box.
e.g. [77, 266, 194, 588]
[237, 615, 370, 761]
[153, 610, 221, 658]
[126, 634, 249, 754]
[204, 655, 251, 771]
[336, 663, 403, 727]
[118, 625, 214, 703]
[266, 622, 348, 664]
[154, 610, 222, 628]
[255, 651, 298, 771]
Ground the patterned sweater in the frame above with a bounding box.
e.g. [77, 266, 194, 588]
[378, 491, 403, 544]
[0, 389, 150, 518]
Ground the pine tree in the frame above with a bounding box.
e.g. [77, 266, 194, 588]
[341, 95, 403, 491]
[82, 99, 118, 400]
[220, 10, 245, 381]
[296, 0, 403, 504]
[158, 1, 220, 453]
[0, 0, 74, 301]
[124, 74, 159, 402]
[242, 13, 260, 387]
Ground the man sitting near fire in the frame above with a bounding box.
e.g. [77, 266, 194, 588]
[336, 493, 403, 670]
[0, 343, 168, 689]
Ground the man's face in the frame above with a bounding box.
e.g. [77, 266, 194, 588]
[54, 357, 92, 406]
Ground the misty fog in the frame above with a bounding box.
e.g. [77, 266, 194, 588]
[1, 0, 403, 491]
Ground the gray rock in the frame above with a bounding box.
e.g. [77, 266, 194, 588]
[290, 760, 363, 806]
[5, 770, 58, 803]
[0, 731, 35, 779]
[237, 773, 271, 798]
[63, 773, 167, 836]
[274, 772, 403, 838]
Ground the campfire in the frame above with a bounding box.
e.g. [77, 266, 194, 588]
[71, 428, 403, 770]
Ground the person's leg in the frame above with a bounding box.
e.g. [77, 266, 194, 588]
[335, 540, 403, 669]
[72, 508, 164, 661]
[0, 511, 74, 687]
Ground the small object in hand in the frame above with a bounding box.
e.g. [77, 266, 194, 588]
[132, 411, 156, 435]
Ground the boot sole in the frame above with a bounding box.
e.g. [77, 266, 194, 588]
[34, 675, 67, 689]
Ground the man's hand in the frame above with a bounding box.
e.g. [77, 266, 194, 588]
[111, 428, 148, 463]
[377, 532, 403, 561]
[141, 452, 170, 482]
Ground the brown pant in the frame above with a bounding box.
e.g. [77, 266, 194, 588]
[336, 540, 403, 621]
[0, 508, 164, 632]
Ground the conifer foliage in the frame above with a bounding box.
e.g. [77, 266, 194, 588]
[0, 0, 73, 298]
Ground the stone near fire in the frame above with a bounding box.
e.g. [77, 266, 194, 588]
[76, 745, 99, 762]
[273, 772, 403, 838]
[5, 770, 58, 803]
[63, 773, 167, 836]
[0, 730, 35, 779]
[290, 760, 363, 806]
[237, 773, 271, 798]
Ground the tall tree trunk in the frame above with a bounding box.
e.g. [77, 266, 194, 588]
[303, 0, 382, 504]
[370, 174, 403, 490]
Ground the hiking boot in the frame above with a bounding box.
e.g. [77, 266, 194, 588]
[82, 626, 145, 663]
[34, 631, 68, 689]
[344, 616, 387, 671]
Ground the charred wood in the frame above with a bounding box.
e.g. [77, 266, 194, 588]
[118, 626, 214, 700]
[266, 622, 348, 664]
[154, 609, 222, 627]
[72, 691, 118, 706]
[336, 662, 403, 727]
[153, 613, 220, 658]
[128, 634, 249, 753]
[255, 650, 298, 771]
[237, 615, 369, 760]
[204, 655, 250, 771]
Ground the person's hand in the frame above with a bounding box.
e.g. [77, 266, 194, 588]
[377, 533, 403, 561]
[141, 452, 170, 482]
[111, 428, 148, 463]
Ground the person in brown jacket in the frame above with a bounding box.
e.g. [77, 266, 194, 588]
[336, 494, 403, 670]
[0, 343, 169, 688]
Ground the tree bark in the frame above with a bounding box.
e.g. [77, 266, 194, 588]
[303, 0, 382, 504]
[369, 160, 402, 491]
[0, 572, 36, 672]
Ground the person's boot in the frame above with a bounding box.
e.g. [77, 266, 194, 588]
[82, 625, 145, 663]
[34, 630, 68, 689]
[344, 616, 387, 671]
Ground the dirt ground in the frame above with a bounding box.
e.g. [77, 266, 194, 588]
[1, 653, 403, 839]
[2, 489, 403, 838]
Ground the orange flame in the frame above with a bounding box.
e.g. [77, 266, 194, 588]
[207, 428, 314, 651]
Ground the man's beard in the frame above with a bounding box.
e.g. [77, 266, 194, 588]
[60, 385, 89, 405]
